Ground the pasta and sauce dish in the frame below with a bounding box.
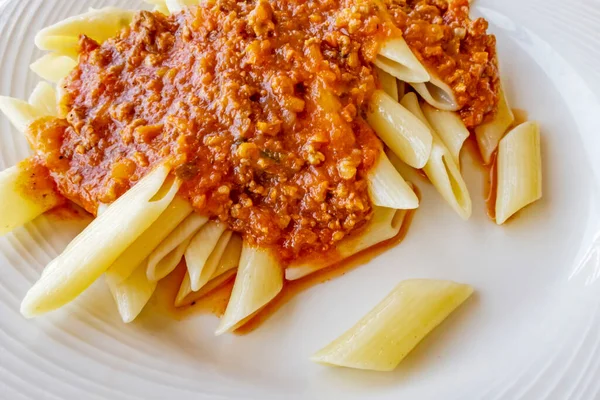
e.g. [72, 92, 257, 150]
[0, 0, 542, 371]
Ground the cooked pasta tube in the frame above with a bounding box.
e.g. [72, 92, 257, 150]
[367, 90, 433, 169]
[374, 38, 430, 83]
[286, 206, 407, 280]
[34, 7, 135, 55]
[145, 212, 209, 281]
[410, 75, 459, 111]
[107, 260, 157, 323]
[311, 279, 473, 371]
[400, 93, 471, 220]
[0, 161, 63, 235]
[30, 53, 77, 83]
[28, 82, 58, 117]
[495, 121, 542, 224]
[367, 152, 419, 210]
[215, 243, 283, 335]
[475, 84, 515, 164]
[376, 68, 398, 102]
[175, 233, 242, 307]
[185, 227, 232, 292]
[0, 96, 43, 133]
[166, 0, 200, 13]
[421, 102, 470, 167]
[105, 196, 193, 284]
[20, 165, 179, 317]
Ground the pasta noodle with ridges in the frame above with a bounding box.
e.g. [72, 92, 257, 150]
[20, 165, 179, 317]
[495, 121, 542, 225]
[311, 279, 473, 371]
[367, 90, 433, 169]
[400, 93, 472, 220]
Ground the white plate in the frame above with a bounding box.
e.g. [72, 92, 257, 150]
[1, 0, 600, 399]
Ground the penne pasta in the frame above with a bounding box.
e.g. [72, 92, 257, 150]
[0, 96, 43, 133]
[184, 222, 229, 291]
[215, 243, 283, 335]
[106, 260, 157, 323]
[475, 84, 515, 164]
[30, 53, 77, 84]
[495, 121, 542, 225]
[376, 68, 398, 102]
[28, 82, 58, 117]
[400, 93, 472, 220]
[311, 279, 474, 371]
[105, 196, 193, 284]
[367, 152, 419, 210]
[367, 90, 433, 169]
[20, 165, 179, 317]
[421, 102, 470, 167]
[145, 212, 209, 281]
[34, 8, 135, 55]
[0, 161, 63, 235]
[286, 206, 408, 280]
[374, 38, 430, 83]
[166, 0, 200, 14]
[410, 76, 459, 112]
[175, 233, 242, 307]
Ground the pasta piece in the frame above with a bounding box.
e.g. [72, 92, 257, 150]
[20, 165, 179, 318]
[145, 212, 209, 281]
[153, 4, 171, 14]
[0, 96, 42, 133]
[35, 36, 80, 59]
[30, 53, 77, 84]
[397, 80, 406, 101]
[0, 161, 63, 235]
[410, 76, 459, 111]
[105, 196, 193, 284]
[215, 243, 283, 335]
[401, 93, 471, 220]
[286, 206, 407, 280]
[475, 84, 515, 164]
[374, 38, 430, 83]
[106, 260, 157, 323]
[175, 233, 242, 307]
[166, 0, 200, 13]
[184, 222, 229, 291]
[367, 152, 419, 210]
[421, 102, 470, 167]
[367, 90, 433, 169]
[495, 121, 542, 225]
[376, 68, 398, 102]
[28, 82, 58, 117]
[311, 279, 474, 371]
[35, 8, 135, 54]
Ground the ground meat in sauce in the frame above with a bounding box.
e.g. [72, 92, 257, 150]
[387, 0, 499, 127]
[27, 0, 500, 265]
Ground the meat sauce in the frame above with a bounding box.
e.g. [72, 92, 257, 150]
[26, 0, 499, 265]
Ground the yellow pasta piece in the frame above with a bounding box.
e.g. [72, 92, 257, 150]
[367, 90, 433, 169]
[28, 82, 58, 117]
[410, 76, 459, 111]
[145, 212, 208, 281]
[215, 243, 283, 335]
[475, 84, 515, 164]
[106, 260, 157, 323]
[185, 222, 229, 291]
[286, 206, 407, 280]
[311, 279, 474, 371]
[367, 152, 419, 210]
[401, 93, 471, 220]
[375, 67, 398, 102]
[30, 53, 77, 84]
[374, 38, 430, 83]
[20, 165, 178, 318]
[105, 196, 193, 284]
[0, 96, 42, 133]
[0, 162, 63, 235]
[495, 121, 542, 224]
[35, 8, 135, 54]
[175, 233, 242, 307]
[421, 102, 469, 168]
